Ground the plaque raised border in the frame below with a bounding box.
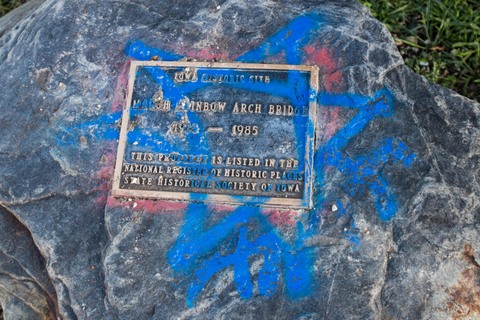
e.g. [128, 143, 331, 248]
[112, 61, 318, 209]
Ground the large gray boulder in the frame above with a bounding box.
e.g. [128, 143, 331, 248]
[0, 0, 479, 319]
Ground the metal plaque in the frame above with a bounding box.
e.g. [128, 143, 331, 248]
[112, 61, 318, 209]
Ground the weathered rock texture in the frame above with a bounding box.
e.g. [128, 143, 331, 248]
[0, 0, 479, 319]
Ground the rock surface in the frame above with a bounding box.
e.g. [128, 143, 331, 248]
[0, 0, 479, 319]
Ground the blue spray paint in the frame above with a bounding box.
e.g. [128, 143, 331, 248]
[126, 40, 182, 61]
[236, 14, 321, 64]
[168, 203, 314, 307]
[315, 89, 416, 222]
[57, 13, 416, 307]
[124, 20, 322, 306]
[56, 111, 122, 146]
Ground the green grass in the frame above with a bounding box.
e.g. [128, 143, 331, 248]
[361, 0, 480, 101]
[0, 0, 27, 16]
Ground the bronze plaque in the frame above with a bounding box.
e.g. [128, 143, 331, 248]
[112, 61, 318, 208]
